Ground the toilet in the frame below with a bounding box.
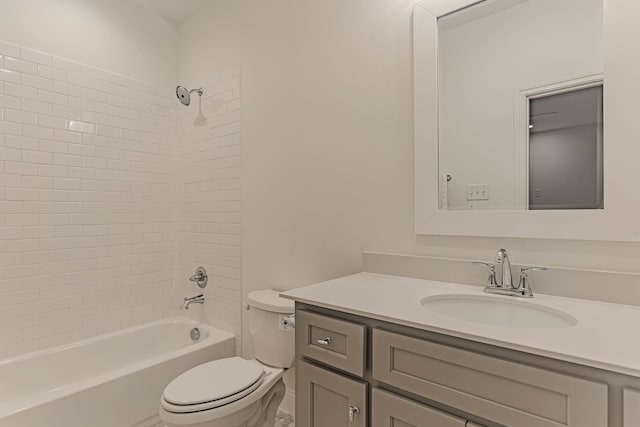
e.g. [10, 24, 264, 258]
[159, 290, 295, 427]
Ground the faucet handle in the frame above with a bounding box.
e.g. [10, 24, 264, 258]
[517, 266, 547, 297]
[472, 261, 499, 288]
[472, 261, 493, 268]
[521, 266, 548, 273]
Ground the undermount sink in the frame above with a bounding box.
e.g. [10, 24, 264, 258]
[421, 294, 577, 329]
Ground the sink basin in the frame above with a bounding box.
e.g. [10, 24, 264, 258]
[421, 294, 577, 329]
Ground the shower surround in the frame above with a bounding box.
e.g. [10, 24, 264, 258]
[0, 40, 242, 359]
[172, 71, 242, 355]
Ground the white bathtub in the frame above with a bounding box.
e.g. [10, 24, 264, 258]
[0, 318, 235, 427]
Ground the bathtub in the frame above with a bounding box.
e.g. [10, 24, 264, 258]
[0, 317, 235, 427]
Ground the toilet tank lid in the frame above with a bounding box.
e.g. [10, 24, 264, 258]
[248, 290, 294, 313]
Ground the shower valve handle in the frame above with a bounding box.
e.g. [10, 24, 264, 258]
[188, 266, 208, 288]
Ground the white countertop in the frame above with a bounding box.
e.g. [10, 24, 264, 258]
[281, 272, 640, 378]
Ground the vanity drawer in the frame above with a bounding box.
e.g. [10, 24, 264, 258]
[372, 328, 607, 427]
[296, 309, 366, 377]
[371, 388, 466, 427]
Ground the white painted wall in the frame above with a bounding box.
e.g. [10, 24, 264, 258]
[178, 0, 417, 360]
[178, 0, 640, 351]
[438, 0, 603, 210]
[0, 0, 178, 86]
[178, 1, 416, 412]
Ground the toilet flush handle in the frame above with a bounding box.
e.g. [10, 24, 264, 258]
[280, 314, 295, 330]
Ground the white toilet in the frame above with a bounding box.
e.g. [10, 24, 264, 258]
[160, 290, 295, 427]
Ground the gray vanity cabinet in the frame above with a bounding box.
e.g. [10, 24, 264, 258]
[294, 306, 614, 427]
[372, 328, 608, 427]
[296, 309, 368, 427]
[623, 388, 640, 426]
[297, 359, 367, 427]
[371, 388, 466, 427]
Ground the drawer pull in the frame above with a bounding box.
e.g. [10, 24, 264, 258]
[316, 337, 332, 345]
[348, 405, 360, 422]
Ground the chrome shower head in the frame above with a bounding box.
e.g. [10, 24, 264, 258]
[176, 86, 203, 106]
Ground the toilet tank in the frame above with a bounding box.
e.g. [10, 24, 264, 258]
[247, 290, 295, 368]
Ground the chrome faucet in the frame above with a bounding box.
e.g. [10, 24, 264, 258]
[473, 249, 547, 298]
[495, 248, 513, 288]
[183, 294, 205, 310]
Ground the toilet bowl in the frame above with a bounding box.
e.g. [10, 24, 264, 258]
[159, 358, 286, 427]
[160, 290, 294, 427]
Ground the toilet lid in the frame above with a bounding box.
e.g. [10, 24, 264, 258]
[163, 357, 265, 406]
[161, 373, 264, 414]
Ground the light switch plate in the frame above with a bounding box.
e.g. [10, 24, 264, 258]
[467, 184, 490, 201]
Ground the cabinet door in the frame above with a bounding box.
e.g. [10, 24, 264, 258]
[372, 328, 608, 427]
[624, 388, 640, 426]
[296, 359, 367, 427]
[371, 388, 466, 427]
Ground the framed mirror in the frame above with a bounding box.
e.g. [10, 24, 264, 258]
[414, 0, 640, 241]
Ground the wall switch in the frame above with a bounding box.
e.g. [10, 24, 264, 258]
[466, 184, 490, 201]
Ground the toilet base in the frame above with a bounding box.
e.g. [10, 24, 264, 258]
[162, 379, 286, 427]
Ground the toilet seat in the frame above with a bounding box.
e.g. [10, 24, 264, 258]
[160, 359, 286, 426]
[161, 357, 265, 413]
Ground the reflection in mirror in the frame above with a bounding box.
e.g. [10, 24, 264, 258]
[529, 85, 603, 210]
[437, 0, 603, 211]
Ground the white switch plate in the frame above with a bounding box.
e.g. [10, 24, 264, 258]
[467, 184, 490, 201]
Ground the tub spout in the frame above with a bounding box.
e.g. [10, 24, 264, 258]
[182, 294, 204, 310]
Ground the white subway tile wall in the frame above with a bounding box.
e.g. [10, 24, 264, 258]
[172, 71, 242, 354]
[0, 41, 243, 358]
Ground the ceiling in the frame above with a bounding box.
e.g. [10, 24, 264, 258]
[128, 0, 209, 24]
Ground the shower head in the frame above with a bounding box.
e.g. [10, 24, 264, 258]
[176, 86, 204, 106]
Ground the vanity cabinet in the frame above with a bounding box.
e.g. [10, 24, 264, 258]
[295, 306, 616, 427]
[371, 388, 467, 427]
[296, 310, 368, 426]
[373, 328, 607, 427]
[623, 388, 640, 426]
[296, 309, 487, 427]
[297, 360, 367, 427]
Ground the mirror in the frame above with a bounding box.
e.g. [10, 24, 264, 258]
[413, 0, 640, 241]
[437, 0, 604, 211]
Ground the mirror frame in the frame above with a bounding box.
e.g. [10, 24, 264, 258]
[414, 0, 640, 241]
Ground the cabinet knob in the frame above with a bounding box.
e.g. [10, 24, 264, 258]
[316, 337, 332, 346]
[348, 405, 360, 422]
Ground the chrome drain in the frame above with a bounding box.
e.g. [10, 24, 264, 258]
[190, 327, 201, 341]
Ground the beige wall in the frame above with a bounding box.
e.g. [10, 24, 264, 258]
[0, 0, 178, 86]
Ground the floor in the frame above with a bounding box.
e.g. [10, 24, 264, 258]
[275, 411, 295, 427]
